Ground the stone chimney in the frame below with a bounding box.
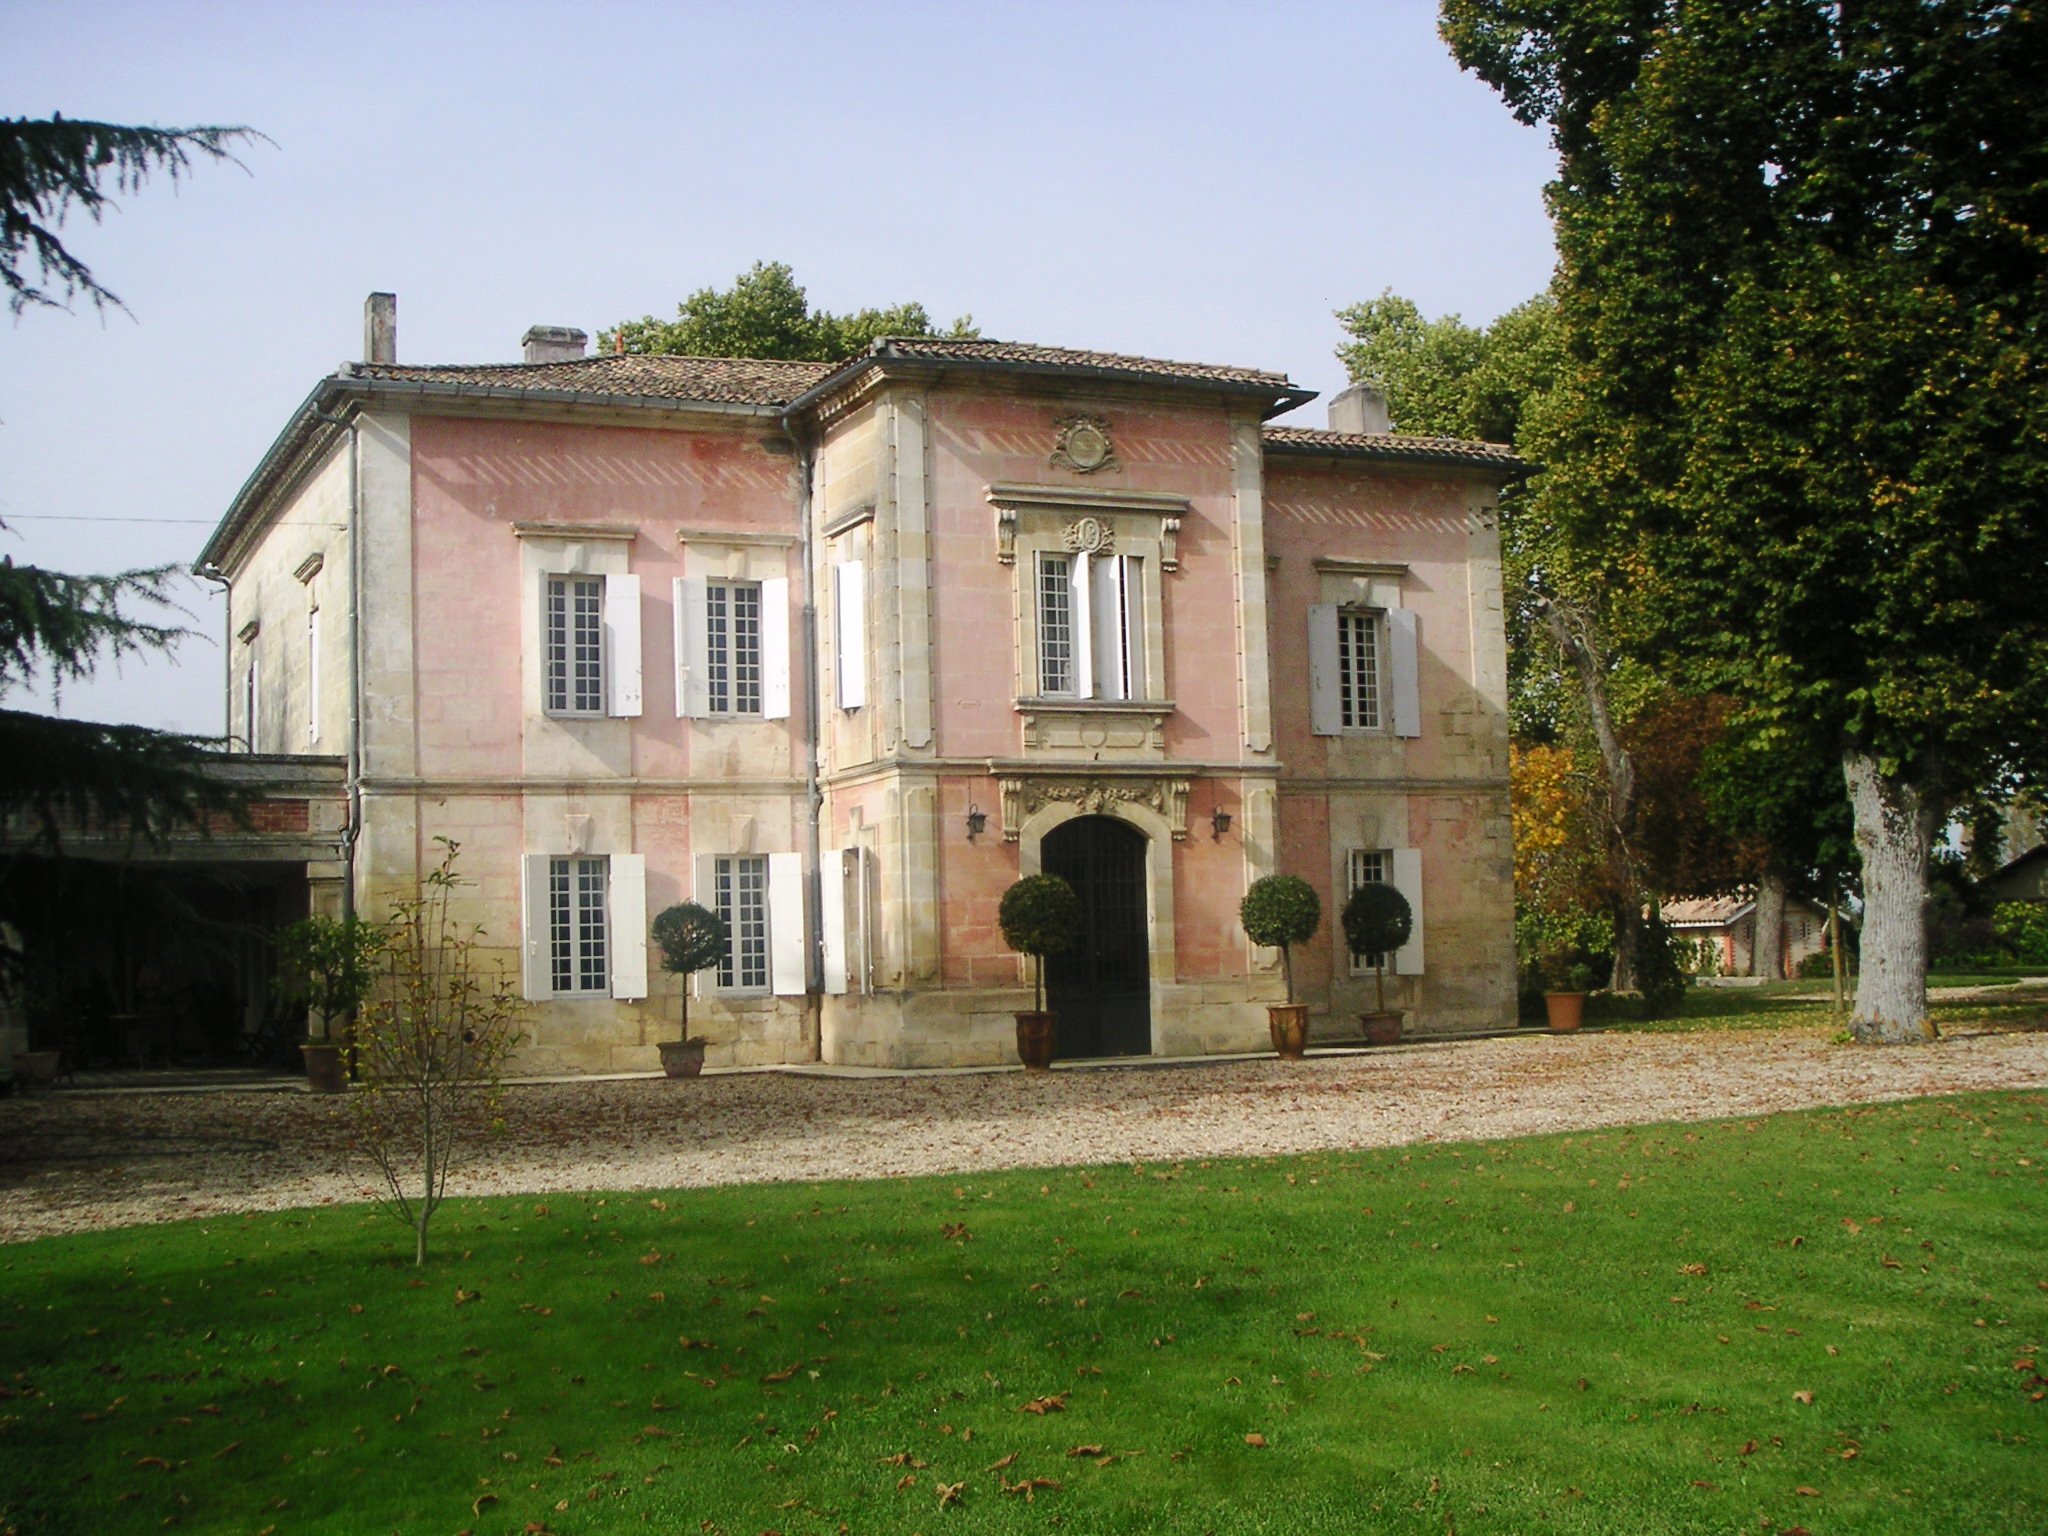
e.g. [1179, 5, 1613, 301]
[522, 325, 588, 363]
[1327, 381, 1390, 435]
[364, 292, 397, 364]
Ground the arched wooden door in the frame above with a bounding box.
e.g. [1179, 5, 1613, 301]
[1041, 815, 1151, 1058]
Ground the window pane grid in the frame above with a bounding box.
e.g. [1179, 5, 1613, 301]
[1338, 610, 1380, 729]
[1038, 554, 1073, 695]
[705, 581, 764, 716]
[1348, 849, 1390, 970]
[544, 576, 604, 715]
[714, 855, 769, 990]
[549, 855, 609, 994]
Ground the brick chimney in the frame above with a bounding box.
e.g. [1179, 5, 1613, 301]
[522, 326, 588, 363]
[364, 292, 397, 364]
[1327, 381, 1390, 435]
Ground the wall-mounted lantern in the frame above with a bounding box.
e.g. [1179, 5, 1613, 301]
[966, 803, 988, 842]
[1211, 807, 1232, 841]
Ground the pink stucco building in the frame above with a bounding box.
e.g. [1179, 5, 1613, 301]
[200, 300, 1519, 1071]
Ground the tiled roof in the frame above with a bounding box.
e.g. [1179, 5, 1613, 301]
[346, 354, 835, 407]
[1660, 895, 1755, 927]
[861, 336, 1298, 391]
[1262, 425, 1524, 471]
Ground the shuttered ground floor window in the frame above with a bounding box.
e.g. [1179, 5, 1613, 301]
[549, 855, 610, 994]
[714, 854, 770, 991]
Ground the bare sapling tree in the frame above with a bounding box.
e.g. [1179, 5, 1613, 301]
[352, 839, 524, 1265]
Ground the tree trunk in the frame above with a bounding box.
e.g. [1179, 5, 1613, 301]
[1541, 598, 1644, 992]
[1842, 749, 1940, 1044]
[1751, 869, 1788, 980]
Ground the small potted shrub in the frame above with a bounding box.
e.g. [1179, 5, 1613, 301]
[1239, 874, 1322, 1059]
[651, 902, 730, 1078]
[1342, 881, 1413, 1045]
[999, 874, 1081, 1071]
[1538, 948, 1602, 1033]
[277, 914, 385, 1093]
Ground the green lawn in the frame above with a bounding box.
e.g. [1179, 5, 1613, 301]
[4, 1094, 2045, 1535]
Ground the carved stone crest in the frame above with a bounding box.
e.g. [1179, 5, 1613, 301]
[998, 776, 1191, 841]
[1062, 515, 1115, 556]
[1051, 414, 1117, 475]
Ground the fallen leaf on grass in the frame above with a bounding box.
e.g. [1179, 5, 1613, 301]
[1243, 1433, 1267, 1447]
[454, 1288, 480, 1306]
[936, 1480, 965, 1507]
[1066, 1444, 1105, 1458]
[1792, 1390, 1814, 1405]
[1000, 1475, 1062, 1501]
[761, 1364, 801, 1384]
[1795, 1486, 1821, 1497]
[985, 1452, 1017, 1472]
[210, 1441, 240, 1460]
[1019, 1394, 1067, 1415]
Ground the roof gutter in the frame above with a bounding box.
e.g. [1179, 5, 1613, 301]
[198, 369, 789, 574]
[779, 346, 1316, 423]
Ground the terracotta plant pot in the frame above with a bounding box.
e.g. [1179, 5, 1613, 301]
[1360, 1010, 1403, 1047]
[1543, 992, 1586, 1033]
[1268, 1003, 1310, 1061]
[301, 1042, 348, 1093]
[14, 1049, 62, 1087]
[658, 1039, 708, 1079]
[1015, 1011, 1056, 1072]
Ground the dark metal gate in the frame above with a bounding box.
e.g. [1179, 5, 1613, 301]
[1041, 815, 1151, 1058]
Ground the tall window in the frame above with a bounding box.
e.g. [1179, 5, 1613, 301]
[306, 597, 320, 746]
[1338, 609, 1381, 730]
[243, 641, 259, 753]
[706, 580, 764, 716]
[1037, 554, 1075, 694]
[544, 575, 604, 715]
[549, 855, 610, 994]
[1347, 848, 1390, 972]
[714, 854, 770, 990]
[1034, 551, 1144, 700]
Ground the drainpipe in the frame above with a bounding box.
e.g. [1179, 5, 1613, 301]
[311, 407, 363, 933]
[784, 417, 826, 1063]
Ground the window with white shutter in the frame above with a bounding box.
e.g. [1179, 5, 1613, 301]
[1310, 604, 1419, 739]
[542, 573, 642, 719]
[1033, 551, 1145, 701]
[674, 576, 792, 721]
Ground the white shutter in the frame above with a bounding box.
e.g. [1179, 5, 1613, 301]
[835, 561, 867, 710]
[1391, 846, 1425, 975]
[820, 849, 848, 994]
[604, 574, 643, 717]
[1071, 551, 1095, 700]
[768, 851, 805, 994]
[519, 854, 552, 1001]
[1389, 608, 1421, 738]
[674, 577, 709, 718]
[1090, 554, 1132, 700]
[1121, 555, 1145, 699]
[1308, 604, 1341, 735]
[608, 853, 647, 1000]
[761, 576, 792, 721]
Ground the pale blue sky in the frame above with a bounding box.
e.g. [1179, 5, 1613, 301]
[1, 0, 1557, 734]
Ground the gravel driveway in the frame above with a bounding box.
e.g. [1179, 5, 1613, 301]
[5, 1023, 2046, 1244]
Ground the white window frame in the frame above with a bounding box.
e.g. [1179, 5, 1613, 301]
[549, 854, 612, 995]
[674, 575, 791, 721]
[1346, 849, 1392, 974]
[1310, 604, 1420, 738]
[242, 635, 259, 754]
[713, 854, 770, 992]
[1033, 550, 1145, 702]
[834, 560, 866, 711]
[305, 595, 320, 747]
[541, 572, 642, 720]
[519, 852, 646, 1002]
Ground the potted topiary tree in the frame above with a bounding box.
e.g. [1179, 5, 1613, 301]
[276, 914, 385, 1093]
[651, 901, 730, 1078]
[999, 874, 1081, 1071]
[1342, 881, 1413, 1045]
[1239, 874, 1322, 1060]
